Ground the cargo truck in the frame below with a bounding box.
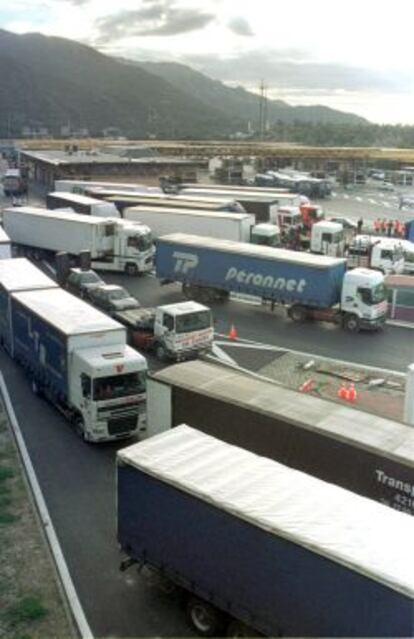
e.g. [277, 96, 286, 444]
[347, 235, 405, 274]
[2, 286, 147, 442]
[54, 179, 149, 194]
[118, 425, 414, 637]
[175, 186, 300, 223]
[115, 301, 213, 361]
[123, 206, 280, 247]
[148, 359, 414, 516]
[46, 191, 120, 218]
[2, 168, 27, 196]
[0, 258, 58, 353]
[87, 189, 247, 215]
[155, 233, 387, 331]
[3, 206, 154, 275]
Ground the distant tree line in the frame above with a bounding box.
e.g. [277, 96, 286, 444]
[264, 121, 414, 148]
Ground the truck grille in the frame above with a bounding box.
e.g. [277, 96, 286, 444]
[108, 414, 138, 435]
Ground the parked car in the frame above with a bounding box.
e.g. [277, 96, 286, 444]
[88, 284, 140, 315]
[65, 268, 104, 299]
[328, 216, 358, 230]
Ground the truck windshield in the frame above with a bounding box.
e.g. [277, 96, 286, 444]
[358, 284, 386, 305]
[128, 232, 153, 251]
[175, 310, 212, 334]
[93, 371, 146, 400]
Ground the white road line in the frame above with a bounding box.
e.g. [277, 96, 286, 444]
[211, 343, 238, 365]
[383, 202, 392, 208]
[368, 199, 378, 205]
[214, 333, 405, 377]
[0, 374, 94, 639]
[355, 197, 363, 202]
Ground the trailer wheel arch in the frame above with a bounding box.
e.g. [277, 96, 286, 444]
[186, 596, 225, 637]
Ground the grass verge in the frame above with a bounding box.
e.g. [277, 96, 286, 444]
[0, 399, 75, 638]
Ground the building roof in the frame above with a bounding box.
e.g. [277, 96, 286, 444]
[20, 149, 198, 167]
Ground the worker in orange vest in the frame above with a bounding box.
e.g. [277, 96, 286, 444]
[373, 218, 381, 234]
[380, 218, 386, 235]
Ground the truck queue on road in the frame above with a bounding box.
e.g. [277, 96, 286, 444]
[1, 173, 414, 637]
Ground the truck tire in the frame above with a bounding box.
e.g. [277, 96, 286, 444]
[155, 343, 167, 362]
[288, 305, 307, 322]
[186, 597, 224, 637]
[125, 263, 138, 276]
[343, 314, 360, 332]
[73, 415, 86, 441]
[227, 620, 262, 637]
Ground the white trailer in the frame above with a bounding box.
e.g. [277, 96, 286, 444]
[3, 206, 154, 275]
[123, 206, 256, 243]
[46, 191, 120, 218]
[53, 179, 151, 194]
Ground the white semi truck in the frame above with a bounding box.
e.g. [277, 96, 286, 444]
[124, 205, 281, 247]
[3, 206, 154, 275]
[46, 191, 121, 218]
[0, 284, 148, 442]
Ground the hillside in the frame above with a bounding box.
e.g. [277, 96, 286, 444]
[136, 61, 368, 127]
[0, 30, 239, 138]
[0, 30, 367, 139]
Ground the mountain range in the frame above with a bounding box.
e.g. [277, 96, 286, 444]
[0, 29, 368, 139]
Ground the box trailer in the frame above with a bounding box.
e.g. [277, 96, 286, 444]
[3, 206, 153, 274]
[0, 227, 12, 259]
[0, 257, 58, 355]
[7, 287, 147, 442]
[155, 233, 387, 331]
[118, 425, 414, 637]
[46, 191, 120, 218]
[124, 206, 256, 242]
[148, 360, 414, 515]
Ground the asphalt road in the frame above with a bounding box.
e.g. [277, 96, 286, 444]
[1, 180, 414, 637]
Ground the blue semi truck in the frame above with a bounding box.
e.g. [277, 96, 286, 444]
[155, 233, 387, 331]
[118, 425, 414, 637]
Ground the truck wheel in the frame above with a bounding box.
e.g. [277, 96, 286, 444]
[186, 597, 224, 637]
[73, 416, 86, 441]
[227, 620, 262, 637]
[182, 283, 193, 299]
[125, 263, 138, 276]
[289, 305, 307, 322]
[343, 314, 360, 332]
[155, 344, 167, 361]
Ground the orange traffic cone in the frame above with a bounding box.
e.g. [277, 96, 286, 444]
[346, 383, 357, 402]
[228, 324, 238, 340]
[337, 384, 347, 400]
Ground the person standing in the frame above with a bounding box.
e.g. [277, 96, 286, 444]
[386, 219, 393, 237]
[357, 217, 363, 234]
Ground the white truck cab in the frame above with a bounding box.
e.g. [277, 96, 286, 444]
[347, 235, 404, 274]
[153, 301, 214, 361]
[250, 223, 281, 247]
[72, 344, 147, 441]
[274, 206, 302, 230]
[340, 268, 387, 331]
[93, 218, 154, 275]
[311, 221, 345, 256]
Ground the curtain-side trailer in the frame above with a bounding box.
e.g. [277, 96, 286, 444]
[148, 360, 414, 515]
[6, 287, 147, 442]
[118, 425, 414, 637]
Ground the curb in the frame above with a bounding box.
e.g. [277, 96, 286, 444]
[0, 373, 94, 639]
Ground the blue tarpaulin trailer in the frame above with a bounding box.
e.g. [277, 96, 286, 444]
[155, 233, 346, 308]
[118, 426, 414, 637]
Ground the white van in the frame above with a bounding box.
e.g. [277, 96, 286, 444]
[347, 235, 404, 274]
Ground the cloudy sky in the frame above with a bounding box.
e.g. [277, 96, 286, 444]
[3, 0, 414, 124]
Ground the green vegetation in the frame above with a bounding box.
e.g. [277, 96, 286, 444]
[0, 401, 74, 638]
